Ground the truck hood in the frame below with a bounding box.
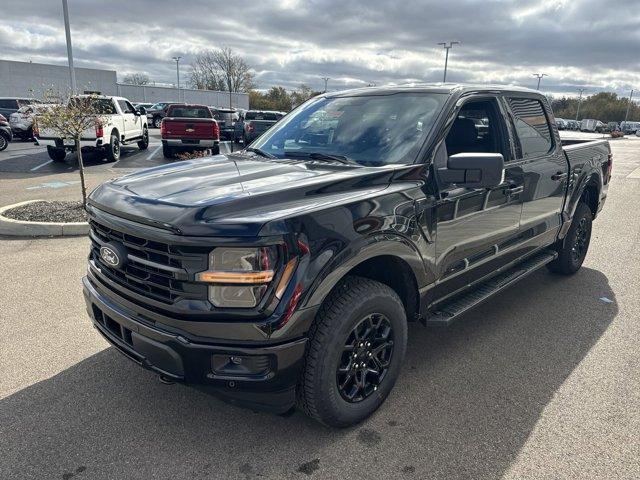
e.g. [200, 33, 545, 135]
[89, 154, 403, 237]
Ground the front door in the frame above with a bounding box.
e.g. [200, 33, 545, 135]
[431, 95, 524, 297]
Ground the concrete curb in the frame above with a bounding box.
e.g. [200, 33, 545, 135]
[0, 200, 89, 237]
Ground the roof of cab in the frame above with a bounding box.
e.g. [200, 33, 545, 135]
[324, 83, 542, 97]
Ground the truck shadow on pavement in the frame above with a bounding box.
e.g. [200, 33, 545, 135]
[0, 267, 617, 480]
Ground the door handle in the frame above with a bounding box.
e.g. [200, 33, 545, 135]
[551, 172, 568, 181]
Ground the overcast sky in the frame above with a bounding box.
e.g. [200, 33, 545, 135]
[1, 0, 639, 98]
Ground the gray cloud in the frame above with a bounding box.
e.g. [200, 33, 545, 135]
[1, 0, 639, 97]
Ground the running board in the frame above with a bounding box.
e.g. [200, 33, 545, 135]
[425, 250, 558, 327]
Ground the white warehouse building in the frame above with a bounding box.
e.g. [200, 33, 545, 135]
[0, 59, 249, 110]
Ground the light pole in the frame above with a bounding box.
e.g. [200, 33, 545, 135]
[321, 77, 330, 93]
[576, 88, 586, 121]
[623, 89, 634, 128]
[532, 73, 547, 90]
[62, 0, 77, 93]
[437, 41, 459, 83]
[172, 56, 182, 101]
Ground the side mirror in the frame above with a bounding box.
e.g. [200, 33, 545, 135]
[437, 153, 504, 188]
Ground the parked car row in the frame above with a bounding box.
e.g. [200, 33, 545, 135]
[555, 118, 580, 131]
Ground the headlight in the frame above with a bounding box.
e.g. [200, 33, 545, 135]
[196, 246, 294, 308]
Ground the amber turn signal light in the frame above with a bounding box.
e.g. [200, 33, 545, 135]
[196, 270, 275, 284]
[275, 258, 298, 299]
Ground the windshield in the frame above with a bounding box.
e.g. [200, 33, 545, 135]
[150, 103, 165, 110]
[251, 93, 447, 166]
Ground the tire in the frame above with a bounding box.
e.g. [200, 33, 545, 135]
[547, 201, 593, 275]
[105, 133, 121, 162]
[137, 127, 149, 150]
[46, 145, 66, 162]
[297, 276, 407, 427]
[211, 144, 220, 155]
[0, 133, 8, 151]
[153, 116, 162, 128]
[162, 144, 174, 158]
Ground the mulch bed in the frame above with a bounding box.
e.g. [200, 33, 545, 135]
[2, 201, 87, 223]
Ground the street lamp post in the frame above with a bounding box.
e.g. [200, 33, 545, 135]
[61, 0, 77, 93]
[623, 89, 634, 128]
[576, 88, 586, 121]
[532, 73, 547, 90]
[172, 56, 182, 101]
[321, 77, 330, 93]
[437, 41, 459, 83]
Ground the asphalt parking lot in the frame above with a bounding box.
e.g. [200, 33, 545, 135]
[1, 134, 639, 479]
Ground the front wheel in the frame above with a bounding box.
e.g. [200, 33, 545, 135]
[137, 127, 149, 150]
[297, 276, 407, 427]
[547, 201, 593, 275]
[153, 116, 162, 128]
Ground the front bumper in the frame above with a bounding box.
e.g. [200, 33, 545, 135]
[83, 275, 308, 413]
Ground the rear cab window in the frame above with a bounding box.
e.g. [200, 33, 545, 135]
[245, 111, 280, 121]
[167, 106, 212, 118]
[507, 97, 554, 158]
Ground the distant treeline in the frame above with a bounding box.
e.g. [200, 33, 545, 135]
[550, 92, 640, 123]
[249, 85, 322, 112]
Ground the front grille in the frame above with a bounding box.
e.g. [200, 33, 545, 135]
[89, 220, 208, 304]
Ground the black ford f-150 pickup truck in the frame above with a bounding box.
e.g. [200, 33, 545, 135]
[83, 84, 611, 427]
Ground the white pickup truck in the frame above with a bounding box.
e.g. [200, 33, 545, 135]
[36, 95, 149, 163]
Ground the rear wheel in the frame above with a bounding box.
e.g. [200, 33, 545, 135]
[547, 201, 592, 275]
[297, 276, 407, 427]
[105, 134, 120, 162]
[0, 133, 8, 151]
[162, 144, 174, 158]
[137, 127, 149, 150]
[46, 145, 66, 162]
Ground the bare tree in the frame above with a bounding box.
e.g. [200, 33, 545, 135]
[189, 51, 226, 91]
[189, 47, 255, 94]
[36, 93, 108, 207]
[122, 73, 150, 86]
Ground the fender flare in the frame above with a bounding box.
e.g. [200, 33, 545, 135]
[301, 233, 431, 309]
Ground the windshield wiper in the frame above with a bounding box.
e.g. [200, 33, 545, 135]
[284, 151, 351, 165]
[245, 147, 276, 158]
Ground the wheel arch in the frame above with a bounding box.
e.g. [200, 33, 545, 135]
[303, 238, 429, 323]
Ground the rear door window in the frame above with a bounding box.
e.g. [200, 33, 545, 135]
[507, 98, 553, 158]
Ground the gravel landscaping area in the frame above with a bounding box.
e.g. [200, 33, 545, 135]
[2, 201, 87, 223]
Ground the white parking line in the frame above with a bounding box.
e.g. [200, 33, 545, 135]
[147, 144, 162, 161]
[30, 159, 53, 171]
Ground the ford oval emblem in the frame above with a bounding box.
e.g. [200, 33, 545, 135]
[100, 246, 121, 268]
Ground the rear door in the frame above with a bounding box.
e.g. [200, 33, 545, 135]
[505, 95, 568, 249]
[433, 94, 524, 289]
[117, 99, 141, 139]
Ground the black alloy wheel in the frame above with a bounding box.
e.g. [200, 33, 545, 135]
[336, 313, 394, 403]
[571, 217, 589, 263]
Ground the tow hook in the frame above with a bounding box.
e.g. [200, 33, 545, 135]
[158, 375, 175, 385]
